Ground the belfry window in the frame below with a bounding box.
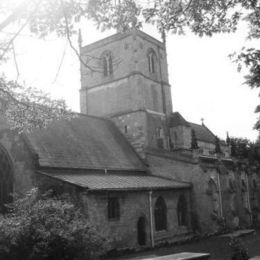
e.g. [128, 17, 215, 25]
[177, 194, 188, 226]
[148, 49, 156, 74]
[102, 52, 113, 77]
[108, 197, 120, 220]
[154, 196, 167, 231]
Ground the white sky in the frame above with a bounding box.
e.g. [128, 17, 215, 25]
[1, 20, 259, 141]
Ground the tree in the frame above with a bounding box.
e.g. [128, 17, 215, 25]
[229, 137, 258, 161]
[0, 78, 73, 133]
[0, 0, 259, 131]
[0, 188, 108, 260]
[215, 136, 222, 154]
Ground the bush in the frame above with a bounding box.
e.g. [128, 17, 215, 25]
[229, 237, 249, 260]
[0, 189, 108, 260]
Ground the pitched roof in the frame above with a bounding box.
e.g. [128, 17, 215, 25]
[189, 122, 216, 144]
[38, 171, 191, 191]
[169, 112, 190, 127]
[25, 115, 145, 171]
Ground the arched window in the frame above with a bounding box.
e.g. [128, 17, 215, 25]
[107, 197, 120, 220]
[154, 196, 167, 231]
[102, 52, 113, 77]
[241, 179, 247, 192]
[228, 178, 236, 193]
[147, 49, 156, 74]
[208, 179, 219, 215]
[177, 194, 188, 226]
[0, 145, 13, 213]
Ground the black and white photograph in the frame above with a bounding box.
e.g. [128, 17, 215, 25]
[0, 1, 260, 259]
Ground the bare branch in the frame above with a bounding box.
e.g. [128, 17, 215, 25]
[60, 0, 102, 73]
[11, 42, 20, 81]
[52, 40, 68, 84]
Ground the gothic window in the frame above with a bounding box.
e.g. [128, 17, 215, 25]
[252, 179, 257, 190]
[241, 179, 247, 192]
[177, 194, 188, 226]
[228, 178, 236, 193]
[147, 49, 156, 74]
[208, 179, 219, 215]
[154, 196, 167, 231]
[107, 197, 120, 220]
[156, 127, 164, 149]
[0, 146, 13, 213]
[102, 52, 113, 77]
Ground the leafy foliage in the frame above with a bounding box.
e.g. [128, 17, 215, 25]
[0, 188, 108, 260]
[87, 0, 142, 33]
[0, 77, 73, 133]
[229, 137, 257, 160]
[1, 0, 260, 131]
[229, 237, 249, 260]
[214, 136, 222, 154]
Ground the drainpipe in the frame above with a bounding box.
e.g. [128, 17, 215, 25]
[149, 191, 154, 247]
[245, 173, 252, 224]
[217, 172, 223, 217]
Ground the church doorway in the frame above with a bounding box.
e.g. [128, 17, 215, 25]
[137, 216, 146, 246]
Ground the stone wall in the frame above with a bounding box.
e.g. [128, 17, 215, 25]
[147, 152, 260, 234]
[112, 111, 147, 158]
[80, 30, 172, 117]
[85, 189, 191, 249]
[0, 129, 36, 196]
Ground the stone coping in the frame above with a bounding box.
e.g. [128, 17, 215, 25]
[219, 229, 255, 238]
[135, 252, 210, 260]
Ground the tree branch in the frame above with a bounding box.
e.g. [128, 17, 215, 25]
[60, 0, 102, 73]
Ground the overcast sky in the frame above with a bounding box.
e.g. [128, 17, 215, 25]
[1, 21, 259, 141]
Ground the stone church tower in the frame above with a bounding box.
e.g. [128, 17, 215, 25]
[79, 30, 174, 156]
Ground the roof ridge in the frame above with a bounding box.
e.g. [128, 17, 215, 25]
[150, 174, 192, 185]
[73, 112, 113, 123]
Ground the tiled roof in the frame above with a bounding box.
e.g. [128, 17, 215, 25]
[189, 122, 216, 144]
[38, 171, 191, 191]
[25, 115, 145, 171]
[169, 112, 190, 127]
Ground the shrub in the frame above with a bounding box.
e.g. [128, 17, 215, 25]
[0, 188, 108, 260]
[229, 237, 249, 260]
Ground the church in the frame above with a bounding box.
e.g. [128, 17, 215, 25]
[0, 29, 259, 249]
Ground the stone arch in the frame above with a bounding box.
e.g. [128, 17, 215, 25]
[154, 196, 167, 231]
[208, 178, 219, 215]
[100, 50, 113, 77]
[147, 48, 157, 74]
[0, 144, 14, 212]
[137, 215, 147, 246]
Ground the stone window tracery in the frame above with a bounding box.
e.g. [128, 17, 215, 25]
[154, 196, 167, 231]
[147, 49, 156, 74]
[102, 52, 113, 77]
